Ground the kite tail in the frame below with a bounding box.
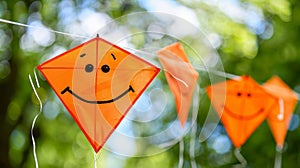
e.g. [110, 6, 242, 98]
[189, 123, 197, 168]
[94, 151, 98, 168]
[178, 140, 184, 168]
[29, 70, 43, 168]
[234, 148, 247, 168]
[274, 145, 283, 168]
[190, 85, 199, 168]
[178, 85, 200, 168]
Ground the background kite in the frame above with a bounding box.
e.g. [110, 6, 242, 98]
[157, 42, 199, 127]
[263, 76, 298, 167]
[206, 75, 278, 165]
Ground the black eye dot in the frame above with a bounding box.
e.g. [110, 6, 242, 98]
[101, 64, 110, 73]
[237, 92, 242, 96]
[247, 93, 251, 97]
[85, 64, 94, 73]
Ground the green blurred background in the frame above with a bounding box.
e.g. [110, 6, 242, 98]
[1, 0, 300, 167]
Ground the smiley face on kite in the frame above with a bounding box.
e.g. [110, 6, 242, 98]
[206, 75, 277, 147]
[38, 37, 160, 152]
[221, 90, 266, 120]
[60, 52, 135, 105]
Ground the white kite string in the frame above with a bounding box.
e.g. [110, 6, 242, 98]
[234, 148, 247, 168]
[193, 65, 240, 80]
[93, 146, 106, 168]
[34, 70, 40, 88]
[0, 18, 88, 38]
[167, 70, 189, 88]
[124, 46, 240, 81]
[274, 145, 283, 168]
[29, 72, 42, 168]
[190, 85, 200, 168]
[94, 151, 98, 168]
[178, 140, 184, 168]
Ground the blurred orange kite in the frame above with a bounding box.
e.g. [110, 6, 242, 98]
[157, 42, 199, 127]
[263, 76, 298, 148]
[206, 75, 277, 147]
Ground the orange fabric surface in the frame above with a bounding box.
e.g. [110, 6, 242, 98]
[263, 76, 298, 148]
[157, 42, 198, 127]
[206, 76, 277, 147]
[38, 37, 160, 152]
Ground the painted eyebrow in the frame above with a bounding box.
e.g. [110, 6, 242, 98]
[111, 53, 116, 60]
[80, 53, 86, 57]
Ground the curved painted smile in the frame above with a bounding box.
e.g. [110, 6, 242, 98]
[223, 105, 264, 120]
[61, 85, 135, 104]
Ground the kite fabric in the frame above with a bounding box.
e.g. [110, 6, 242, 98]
[263, 76, 298, 148]
[157, 42, 199, 127]
[38, 37, 160, 152]
[206, 75, 277, 147]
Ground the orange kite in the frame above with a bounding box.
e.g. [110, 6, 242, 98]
[38, 37, 160, 152]
[157, 42, 198, 127]
[206, 75, 277, 147]
[263, 76, 298, 148]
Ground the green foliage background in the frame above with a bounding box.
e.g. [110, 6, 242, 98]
[0, 0, 300, 167]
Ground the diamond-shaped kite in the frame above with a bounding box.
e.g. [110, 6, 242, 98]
[263, 76, 298, 148]
[206, 75, 277, 147]
[157, 42, 198, 127]
[38, 37, 160, 152]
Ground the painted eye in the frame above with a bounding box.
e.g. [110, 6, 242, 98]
[101, 64, 110, 73]
[85, 64, 94, 73]
[237, 92, 242, 96]
[247, 93, 251, 97]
